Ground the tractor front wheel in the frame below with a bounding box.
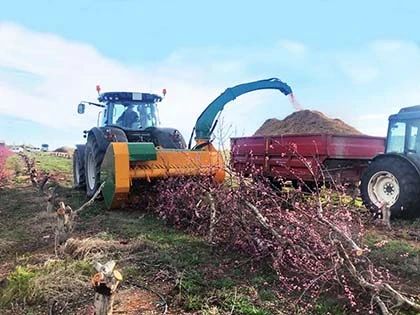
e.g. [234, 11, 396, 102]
[360, 157, 420, 218]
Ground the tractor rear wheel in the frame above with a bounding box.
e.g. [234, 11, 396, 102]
[84, 137, 104, 197]
[360, 157, 420, 218]
[73, 147, 86, 189]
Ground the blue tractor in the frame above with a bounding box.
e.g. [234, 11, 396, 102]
[360, 105, 420, 218]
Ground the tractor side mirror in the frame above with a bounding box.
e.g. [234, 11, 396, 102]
[77, 103, 85, 114]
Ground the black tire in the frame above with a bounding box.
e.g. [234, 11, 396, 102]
[360, 157, 420, 219]
[73, 147, 86, 189]
[84, 137, 105, 197]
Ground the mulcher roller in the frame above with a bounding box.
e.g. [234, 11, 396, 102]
[100, 142, 225, 208]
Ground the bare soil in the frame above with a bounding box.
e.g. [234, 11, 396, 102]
[0, 163, 278, 314]
[1, 153, 419, 314]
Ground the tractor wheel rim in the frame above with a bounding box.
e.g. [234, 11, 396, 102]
[74, 157, 80, 183]
[87, 151, 96, 190]
[367, 171, 399, 208]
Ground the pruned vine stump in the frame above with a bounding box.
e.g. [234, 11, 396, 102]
[91, 260, 123, 315]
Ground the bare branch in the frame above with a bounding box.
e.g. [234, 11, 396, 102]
[315, 199, 364, 255]
[207, 192, 217, 243]
[383, 283, 420, 311]
[244, 200, 284, 243]
[373, 295, 390, 315]
[74, 182, 105, 214]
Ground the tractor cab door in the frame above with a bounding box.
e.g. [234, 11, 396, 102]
[387, 118, 420, 163]
[386, 121, 406, 154]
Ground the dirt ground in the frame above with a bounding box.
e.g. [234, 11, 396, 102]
[254, 110, 362, 136]
[0, 157, 280, 314]
[1, 153, 419, 315]
[0, 163, 177, 314]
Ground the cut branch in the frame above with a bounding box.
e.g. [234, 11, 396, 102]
[373, 296, 390, 315]
[74, 182, 105, 214]
[315, 199, 363, 255]
[340, 243, 420, 314]
[207, 192, 217, 243]
[383, 283, 420, 312]
[243, 200, 284, 243]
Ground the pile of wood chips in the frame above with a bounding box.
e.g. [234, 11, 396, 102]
[254, 110, 362, 136]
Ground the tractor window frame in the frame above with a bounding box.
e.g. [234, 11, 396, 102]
[101, 101, 160, 129]
[386, 120, 406, 154]
[386, 119, 420, 154]
[406, 119, 420, 153]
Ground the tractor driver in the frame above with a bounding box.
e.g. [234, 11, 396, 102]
[116, 104, 139, 128]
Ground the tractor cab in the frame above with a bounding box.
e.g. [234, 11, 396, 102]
[360, 104, 420, 219]
[386, 105, 420, 158]
[77, 88, 187, 151]
[98, 92, 162, 130]
[77, 90, 163, 131]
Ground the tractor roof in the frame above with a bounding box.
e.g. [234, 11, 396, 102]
[98, 92, 162, 103]
[389, 105, 420, 121]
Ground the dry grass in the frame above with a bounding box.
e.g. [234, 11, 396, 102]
[0, 259, 92, 309]
[63, 236, 147, 260]
[32, 259, 91, 302]
[2, 153, 420, 314]
[0, 240, 17, 256]
[27, 212, 56, 234]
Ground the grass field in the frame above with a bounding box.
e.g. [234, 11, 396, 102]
[0, 152, 419, 314]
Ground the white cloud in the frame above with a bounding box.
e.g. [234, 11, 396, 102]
[278, 40, 306, 55]
[370, 40, 419, 58]
[0, 23, 301, 145]
[358, 113, 390, 121]
[0, 22, 223, 142]
[339, 63, 379, 83]
[336, 39, 420, 85]
[0, 22, 420, 146]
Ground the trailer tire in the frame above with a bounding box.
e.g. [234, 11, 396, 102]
[360, 157, 420, 219]
[73, 147, 86, 189]
[85, 137, 105, 197]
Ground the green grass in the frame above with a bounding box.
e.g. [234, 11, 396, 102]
[13, 173, 280, 314]
[0, 260, 93, 309]
[5, 155, 25, 177]
[0, 185, 51, 260]
[73, 204, 282, 313]
[33, 153, 72, 174]
[6, 152, 72, 174]
[1, 265, 39, 306]
[311, 297, 344, 315]
[365, 234, 420, 279]
[218, 287, 271, 315]
[1, 152, 420, 314]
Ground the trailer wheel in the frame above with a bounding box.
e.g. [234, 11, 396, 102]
[73, 147, 86, 189]
[85, 137, 104, 197]
[360, 157, 420, 218]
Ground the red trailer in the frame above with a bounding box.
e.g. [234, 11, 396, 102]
[231, 134, 386, 186]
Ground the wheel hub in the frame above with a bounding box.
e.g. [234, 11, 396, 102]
[367, 171, 400, 207]
[383, 183, 394, 195]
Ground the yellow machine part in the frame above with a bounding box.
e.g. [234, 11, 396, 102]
[101, 142, 225, 208]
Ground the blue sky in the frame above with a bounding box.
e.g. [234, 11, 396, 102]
[0, 0, 419, 149]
